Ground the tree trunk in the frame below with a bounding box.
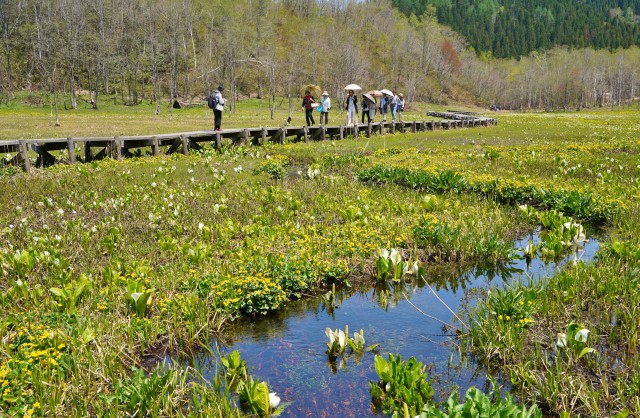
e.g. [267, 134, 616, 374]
[3, 35, 14, 97]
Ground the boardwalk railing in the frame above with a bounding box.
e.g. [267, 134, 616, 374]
[0, 114, 496, 173]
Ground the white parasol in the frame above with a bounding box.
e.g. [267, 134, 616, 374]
[344, 84, 362, 93]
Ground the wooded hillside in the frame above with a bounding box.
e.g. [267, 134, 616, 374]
[393, 0, 640, 58]
[0, 0, 638, 112]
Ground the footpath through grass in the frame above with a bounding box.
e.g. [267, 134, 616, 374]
[0, 107, 639, 416]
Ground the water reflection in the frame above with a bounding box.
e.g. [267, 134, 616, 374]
[193, 234, 600, 417]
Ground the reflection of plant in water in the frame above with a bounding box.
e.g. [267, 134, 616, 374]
[321, 283, 336, 313]
[369, 353, 435, 416]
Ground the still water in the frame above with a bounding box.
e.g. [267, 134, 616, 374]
[195, 233, 599, 417]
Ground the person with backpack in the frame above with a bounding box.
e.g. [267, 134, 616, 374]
[208, 86, 225, 131]
[380, 94, 389, 122]
[302, 90, 315, 126]
[390, 94, 398, 122]
[361, 95, 371, 124]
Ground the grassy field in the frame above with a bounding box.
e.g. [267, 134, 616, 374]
[0, 93, 477, 140]
[1, 102, 639, 417]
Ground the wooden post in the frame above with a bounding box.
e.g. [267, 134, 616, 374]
[180, 135, 188, 155]
[339, 125, 344, 140]
[18, 140, 31, 173]
[366, 123, 372, 137]
[84, 142, 92, 162]
[152, 136, 159, 156]
[243, 129, 249, 145]
[411, 121, 416, 133]
[215, 132, 221, 149]
[280, 128, 286, 144]
[380, 122, 385, 135]
[390, 122, 395, 134]
[261, 128, 267, 145]
[320, 126, 326, 141]
[303, 126, 309, 142]
[115, 136, 122, 160]
[66, 138, 76, 164]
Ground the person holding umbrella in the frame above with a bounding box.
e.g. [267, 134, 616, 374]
[302, 90, 316, 126]
[379, 89, 393, 122]
[345, 90, 358, 126]
[361, 93, 376, 124]
[380, 94, 389, 122]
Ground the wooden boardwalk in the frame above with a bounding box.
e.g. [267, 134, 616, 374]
[0, 112, 496, 172]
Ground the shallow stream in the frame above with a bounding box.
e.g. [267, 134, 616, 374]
[192, 232, 600, 417]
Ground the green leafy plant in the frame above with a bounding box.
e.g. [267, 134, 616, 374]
[113, 366, 178, 416]
[126, 279, 154, 316]
[556, 323, 597, 363]
[369, 353, 435, 416]
[220, 350, 248, 392]
[237, 376, 285, 417]
[419, 377, 542, 417]
[50, 274, 92, 314]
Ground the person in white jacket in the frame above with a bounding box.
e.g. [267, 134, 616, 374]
[320, 91, 331, 125]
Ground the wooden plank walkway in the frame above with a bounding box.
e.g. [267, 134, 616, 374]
[0, 114, 497, 173]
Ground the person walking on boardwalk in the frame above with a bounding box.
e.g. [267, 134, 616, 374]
[345, 90, 358, 126]
[361, 94, 371, 124]
[320, 91, 331, 125]
[380, 93, 389, 122]
[396, 93, 405, 123]
[302, 90, 316, 126]
[209, 86, 225, 131]
[390, 93, 398, 122]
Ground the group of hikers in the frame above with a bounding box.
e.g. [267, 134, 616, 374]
[207, 85, 405, 130]
[302, 89, 405, 127]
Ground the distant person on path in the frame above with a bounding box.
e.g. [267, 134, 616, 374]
[361, 95, 371, 124]
[345, 90, 358, 126]
[380, 94, 389, 122]
[396, 93, 405, 123]
[320, 91, 331, 125]
[390, 94, 398, 122]
[209, 86, 225, 131]
[302, 90, 316, 126]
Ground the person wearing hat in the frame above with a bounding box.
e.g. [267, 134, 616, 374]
[213, 85, 225, 131]
[320, 91, 331, 125]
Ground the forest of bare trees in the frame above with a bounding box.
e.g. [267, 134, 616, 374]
[0, 0, 638, 112]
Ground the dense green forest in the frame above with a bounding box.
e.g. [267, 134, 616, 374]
[393, 0, 640, 57]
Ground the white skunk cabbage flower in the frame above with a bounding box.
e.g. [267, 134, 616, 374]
[377, 248, 389, 260]
[556, 332, 568, 348]
[269, 392, 281, 409]
[389, 249, 402, 266]
[575, 328, 590, 343]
